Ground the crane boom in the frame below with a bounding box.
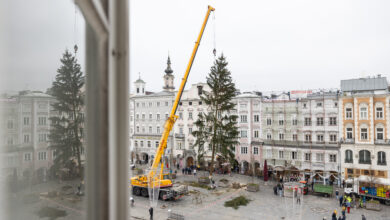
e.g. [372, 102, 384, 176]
[149, 5, 215, 182]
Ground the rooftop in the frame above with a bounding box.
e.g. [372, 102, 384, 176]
[341, 76, 388, 92]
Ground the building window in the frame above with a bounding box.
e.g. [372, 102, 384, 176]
[334, 102, 338, 107]
[136, 102, 139, 107]
[279, 117, 284, 126]
[38, 133, 47, 142]
[157, 102, 160, 107]
[142, 114, 145, 120]
[346, 127, 353, 139]
[304, 117, 311, 126]
[360, 128, 368, 140]
[360, 107, 368, 120]
[149, 126, 152, 133]
[149, 113, 152, 120]
[254, 147, 259, 155]
[346, 108, 353, 119]
[330, 134, 337, 142]
[148, 102, 152, 107]
[305, 134, 311, 142]
[345, 150, 353, 163]
[240, 115, 247, 123]
[254, 115, 259, 122]
[317, 134, 324, 142]
[254, 130, 259, 138]
[7, 120, 14, 129]
[279, 132, 284, 140]
[266, 118, 272, 125]
[165, 101, 169, 106]
[279, 150, 284, 159]
[136, 114, 139, 120]
[199, 101, 202, 105]
[165, 113, 169, 119]
[189, 127, 193, 134]
[292, 118, 297, 126]
[179, 128, 183, 135]
[376, 127, 384, 140]
[134, 141, 138, 147]
[316, 117, 324, 126]
[147, 141, 151, 148]
[378, 151, 386, 165]
[359, 150, 371, 164]
[240, 104, 247, 109]
[142, 126, 145, 133]
[155, 141, 159, 148]
[316, 102, 322, 107]
[24, 134, 30, 143]
[316, 153, 324, 162]
[303, 103, 307, 108]
[329, 117, 337, 125]
[23, 117, 30, 125]
[140, 141, 144, 147]
[241, 147, 247, 154]
[329, 154, 337, 162]
[142, 102, 145, 107]
[266, 149, 272, 158]
[292, 151, 297, 160]
[376, 107, 383, 119]
[189, 101, 192, 106]
[38, 117, 47, 125]
[157, 126, 160, 133]
[38, 152, 47, 160]
[293, 134, 298, 141]
[136, 126, 140, 133]
[305, 153, 311, 161]
[241, 130, 248, 138]
[157, 114, 160, 120]
[24, 153, 32, 161]
[179, 112, 183, 119]
[267, 133, 272, 140]
[189, 112, 193, 120]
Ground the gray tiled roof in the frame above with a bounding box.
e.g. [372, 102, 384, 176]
[341, 77, 388, 92]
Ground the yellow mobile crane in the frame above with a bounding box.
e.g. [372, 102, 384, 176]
[131, 6, 215, 200]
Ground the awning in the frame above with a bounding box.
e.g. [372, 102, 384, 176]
[274, 166, 285, 171]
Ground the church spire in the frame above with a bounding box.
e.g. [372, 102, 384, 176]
[163, 55, 175, 92]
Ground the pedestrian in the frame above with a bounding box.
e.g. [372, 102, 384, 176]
[311, 181, 314, 191]
[335, 190, 339, 200]
[361, 214, 366, 220]
[342, 180, 345, 188]
[341, 205, 346, 217]
[177, 163, 179, 170]
[296, 194, 301, 205]
[332, 210, 337, 220]
[339, 194, 343, 207]
[347, 196, 351, 213]
[130, 197, 134, 207]
[182, 168, 184, 175]
[273, 185, 278, 195]
[149, 207, 153, 220]
[193, 169, 197, 176]
[338, 216, 342, 220]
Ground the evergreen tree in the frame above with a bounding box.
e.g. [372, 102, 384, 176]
[49, 49, 84, 177]
[193, 54, 239, 175]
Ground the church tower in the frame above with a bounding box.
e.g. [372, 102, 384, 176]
[134, 73, 146, 95]
[163, 56, 175, 92]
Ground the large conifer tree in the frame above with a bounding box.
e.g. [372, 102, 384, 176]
[193, 54, 239, 175]
[49, 49, 84, 177]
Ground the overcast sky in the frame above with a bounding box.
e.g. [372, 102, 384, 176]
[2, 0, 390, 93]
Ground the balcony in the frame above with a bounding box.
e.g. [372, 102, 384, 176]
[377, 161, 387, 166]
[375, 139, 390, 145]
[175, 133, 185, 139]
[344, 138, 355, 144]
[344, 159, 353, 163]
[358, 160, 371, 165]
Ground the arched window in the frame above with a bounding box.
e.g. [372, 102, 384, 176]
[345, 150, 353, 163]
[378, 151, 386, 165]
[359, 150, 371, 164]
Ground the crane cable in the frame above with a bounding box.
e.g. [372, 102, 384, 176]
[212, 11, 216, 58]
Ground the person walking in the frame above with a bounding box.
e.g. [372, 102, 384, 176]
[338, 216, 342, 220]
[332, 210, 337, 220]
[341, 205, 346, 217]
[361, 214, 366, 220]
[339, 194, 343, 207]
[347, 196, 352, 213]
[296, 193, 301, 205]
[149, 207, 153, 220]
[193, 169, 197, 176]
[335, 190, 339, 200]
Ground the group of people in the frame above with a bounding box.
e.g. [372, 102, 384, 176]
[181, 165, 197, 176]
[330, 210, 366, 220]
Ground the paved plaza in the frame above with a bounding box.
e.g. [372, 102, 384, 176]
[4, 172, 390, 219]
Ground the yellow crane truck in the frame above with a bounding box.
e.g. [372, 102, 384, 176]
[131, 5, 215, 201]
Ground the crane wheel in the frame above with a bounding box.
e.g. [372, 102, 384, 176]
[133, 187, 141, 196]
[141, 188, 149, 197]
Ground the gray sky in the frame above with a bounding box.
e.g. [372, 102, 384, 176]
[2, 0, 390, 93]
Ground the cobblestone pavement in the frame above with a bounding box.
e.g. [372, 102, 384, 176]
[130, 172, 390, 220]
